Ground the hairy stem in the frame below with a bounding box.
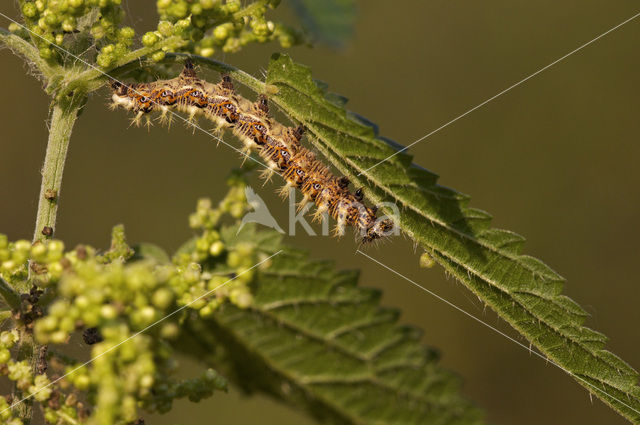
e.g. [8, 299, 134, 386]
[11, 93, 84, 425]
[0, 28, 56, 80]
[33, 94, 85, 243]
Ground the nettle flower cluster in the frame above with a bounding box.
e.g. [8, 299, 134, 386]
[0, 178, 271, 424]
[156, 0, 302, 57]
[13, 0, 302, 67]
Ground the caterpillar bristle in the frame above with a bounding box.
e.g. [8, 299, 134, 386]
[256, 94, 269, 115]
[277, 183, 292, 200]
[109, 67, 395, 244]
[259, 168, 275, 185]
[181, 59, 198, 79]
[220, 74, 234, 92]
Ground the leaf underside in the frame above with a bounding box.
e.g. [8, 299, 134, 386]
[253, 54, 640, 423]
[178, 224, 484, 425]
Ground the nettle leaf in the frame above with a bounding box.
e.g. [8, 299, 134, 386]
[179, 224, 484, 425]
[254, 54, 639, 422]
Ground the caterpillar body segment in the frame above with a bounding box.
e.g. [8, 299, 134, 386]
[110, 61, 394, 243]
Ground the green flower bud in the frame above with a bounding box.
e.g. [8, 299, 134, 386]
[230, 288, 252, 308]
[160, 322, 179, 339]
[142, 31, 159, 47]
[74, 374, 90, 390]
[61, 17, 76, 32]
[30, 374, 53, 402]
[190, 3, 203, 15]
[151, 50, 166, 62]
[208, 241, 224, 257]
[199, 47, 215, 57]
[213, 24, 229, 41]
[0, 349, 10, 364]
[100, 304, 118, 320]
[0, 330, 19, 348]
[223, 0, 241, 14]
[200, 0, 219, 9]
[50, 330, 68, 344]
[152, 288, 173, 309]
[157, 20, 173, 37]
[22, 3, 38, 18]
[118, 26, 135, 40]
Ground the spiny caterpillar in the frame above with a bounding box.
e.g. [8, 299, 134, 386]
[109, 61, 394, 243]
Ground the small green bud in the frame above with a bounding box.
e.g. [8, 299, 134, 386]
[0, 349, 10, 364]
[142, 31, 159, 47]
[96, 53, 112, 67]
[50, 330, 68, 344]
[14, 240, 31, 253]
[230, 288, 252, 308]
[200, 47, 215, 57]
[157, 21, 173, 37]
[174, 18, 191, 34]
[44, 12, 60, 28]
[118, 26, 135, 39]
[151, 50, 166, 62]
[224, 0, 241, 13]
[0, 330, 19, 348]
[200, 0, 219, 9]
[190, 3, 203, 15]
[74, 374, 90, 390]
[160, 322, 179, 339]
[208, 241, 224, 257]
[22, 3, 38, 18]
[47, 240, 64, 255]
[61, 17, 76, 32]
[100, 304, 118, 320]
[213, 24, 229, 41]
[152, 288, 173, 309]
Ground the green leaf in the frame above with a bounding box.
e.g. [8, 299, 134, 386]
[131, 243, 171, 263]
[285, 0, 356, 47]
[179, 224, 484, 425]
[255, 54, 640, 422]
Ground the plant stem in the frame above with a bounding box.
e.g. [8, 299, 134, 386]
[13, 94, 84, 424]
[33, 94, 85, 243]
[0, 28, 56, 80]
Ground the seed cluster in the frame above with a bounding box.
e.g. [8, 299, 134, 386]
[110, 61, 395, 243]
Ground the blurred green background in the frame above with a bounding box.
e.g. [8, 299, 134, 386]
[1, 1, 639, 424]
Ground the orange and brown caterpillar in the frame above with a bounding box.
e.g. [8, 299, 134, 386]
[110, 61, 394, 243]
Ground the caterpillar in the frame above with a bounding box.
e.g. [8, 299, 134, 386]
[109, 61, 394, 243]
